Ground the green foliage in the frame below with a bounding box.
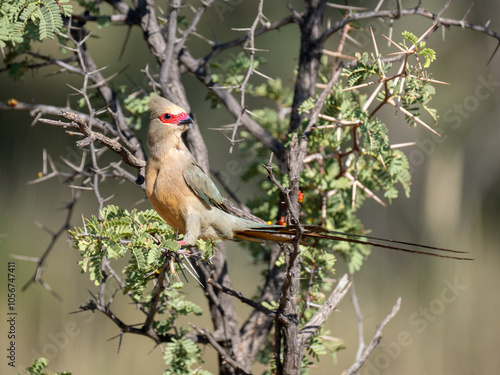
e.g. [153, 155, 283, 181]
[20, 357, 71, 375]
[253, 77, 294, 107]
[124, 91, 156, 130]
[243, 79, 415, 272]
[75, 0, 100, 15]
[163, 333, 213, 375]
[235, 39, 440, 372]
[0, 0, 72, 79]
[398, 68, 438, 126]
[70, 204, 212, 290]
[70, 205, 215, 373]
[343, 39, 438, 127]
[343, 52, 392, 87]
[24, 357, 48, 375]
[0, 0, 72, 47]
[306, 331, 345, 365]
[402, 30, 437, 68]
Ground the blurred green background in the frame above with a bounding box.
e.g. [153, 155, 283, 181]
[1, 1, 499, 374]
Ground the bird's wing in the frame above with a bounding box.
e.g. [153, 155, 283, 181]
[183, 162, 228, 212]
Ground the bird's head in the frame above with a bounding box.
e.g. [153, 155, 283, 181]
[148, 95, 193, 136]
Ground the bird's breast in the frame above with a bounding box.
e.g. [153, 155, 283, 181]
[145, 156, 192, 234]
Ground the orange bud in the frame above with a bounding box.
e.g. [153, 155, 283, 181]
[266, 221, 273, 225]
[298, 190, 304, 203]
[37, 171, 43, 178]
[7, 98, 18, 107]
[278, 216, 286, 226]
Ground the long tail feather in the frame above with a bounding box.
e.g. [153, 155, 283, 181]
[235, 224, 472, 260]
[324, 228, 468, 254]
[233, 230, 310, 245]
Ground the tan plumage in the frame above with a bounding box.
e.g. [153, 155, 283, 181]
[145, 95, 471, 260]
[146, 96, 261, 245]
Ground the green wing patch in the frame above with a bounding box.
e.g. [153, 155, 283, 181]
[183, 163, 228, 212]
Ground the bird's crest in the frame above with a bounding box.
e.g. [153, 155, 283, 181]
[149, 95, 185, 119]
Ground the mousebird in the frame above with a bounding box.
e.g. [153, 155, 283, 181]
[145, 95, 470, 260]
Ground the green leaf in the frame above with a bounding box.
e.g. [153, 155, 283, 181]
[132, 247, 146, 270]
[147, 246, 162, 265]
[402, 30, 419, 45]
[26, 357, 49, 375]
[419, 47, 436, 68]
[24, 357, 72, 375]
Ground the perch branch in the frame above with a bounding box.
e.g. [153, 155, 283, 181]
[39, 111, 146, 171]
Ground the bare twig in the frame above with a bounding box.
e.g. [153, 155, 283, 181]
[0, 101, 116, 134]
[228, 0, 266, 153]
[343, 297, 402, 375]
[16, 190, 82, 298]
[299, 274, 351, 348]
[350, 276, 366, 361]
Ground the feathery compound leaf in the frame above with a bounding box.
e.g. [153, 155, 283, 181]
[147, 246, 162, 265]
[0, 0, 72, 46]
[0, 17, 23, 46]
[26, 357, 49, 375]
[402, 30, 419, 45]
[163, 335, 212, 374]
[24, 357, 71, 375]
[132, 247, 147, 270]
[419, 47, 437, 68]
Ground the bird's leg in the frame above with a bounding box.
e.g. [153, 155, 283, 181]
[182, 214, 201, 247]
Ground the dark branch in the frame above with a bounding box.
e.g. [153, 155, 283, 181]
[207, 278, 291, 324]
[14, 191, 82, 299]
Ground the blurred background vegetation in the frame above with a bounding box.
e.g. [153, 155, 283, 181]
[1, 1, 499, 374]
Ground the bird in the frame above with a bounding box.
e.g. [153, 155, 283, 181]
[145, 95, 470, 260]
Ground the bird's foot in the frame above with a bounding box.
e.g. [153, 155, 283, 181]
[175, 240, 204, 261]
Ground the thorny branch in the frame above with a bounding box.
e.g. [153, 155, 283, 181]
[38, 111, 146, 171]
[228, 0, 266, 154]
[11, 190, 82, 299]
[76, 297, 211, 346]
[207, 277, 291, 324]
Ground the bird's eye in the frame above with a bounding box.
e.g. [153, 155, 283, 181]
[159, 113, 171, 123]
